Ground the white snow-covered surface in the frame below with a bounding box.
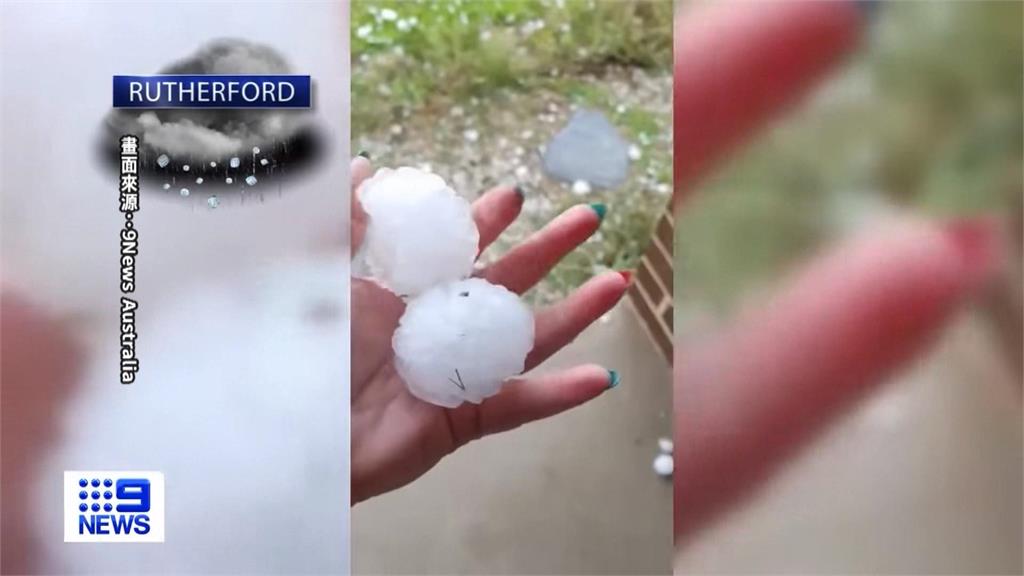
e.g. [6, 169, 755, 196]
[394, 278, 533, 408]
[357, 167, 479, 297]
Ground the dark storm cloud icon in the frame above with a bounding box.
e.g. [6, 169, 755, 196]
[101, 38, 325, 204]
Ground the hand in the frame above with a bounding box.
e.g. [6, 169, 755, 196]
[673, 216, 1002, 541]
[349, 156, 629, 503]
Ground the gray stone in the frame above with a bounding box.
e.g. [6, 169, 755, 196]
[541, 108, 630, 189]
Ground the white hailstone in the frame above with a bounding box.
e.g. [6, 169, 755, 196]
[653, 453, 674, 477]
[252, 146, 260, 154]
[207, 196, 219, 209]
[182, 164, 190, 172]
[179, 188, 190, 197]
[195, 177, 204, 184]
[229, 157, 241, 168]
[358, 166, 478, 296]
[209, 161, 217, 168]
[260, 158, 269, 166]
[156, 154, 170, 168]
[245, 175, 258, 186]
[393, 278, 533, 408]
[463, 128, 479, 142]
[225, 177, 234, 185]
[162, 183, 171, 190]
[658, 437, 674, 454]
[628, 144, 642, 161]
[571, 179, 592, 195]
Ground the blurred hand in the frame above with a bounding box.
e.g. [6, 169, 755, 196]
[349, 156, 628, 503]
[1, 291, 83, 573]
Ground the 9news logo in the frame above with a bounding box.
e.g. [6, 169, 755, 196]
[63, 471, 164, 543]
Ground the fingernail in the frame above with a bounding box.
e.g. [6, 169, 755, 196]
[357, 150, 371, 159]
[618, 270, 633, 284]
[514, 184, 526, 201]
[588, 203, 607, 222]
[607, 369, 621, 389]
[942, 217, 1001, 285]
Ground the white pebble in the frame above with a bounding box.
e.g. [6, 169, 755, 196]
[628, 144, 642, 161]
[394, 278, 533, 408]
[358, 167, 478, 296]
[653, 454, 674, 477]
[463, 129, 479, 143]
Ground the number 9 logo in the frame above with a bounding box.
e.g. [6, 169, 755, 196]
[115, 479, 151, 513]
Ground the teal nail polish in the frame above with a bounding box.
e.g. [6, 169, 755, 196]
[589, 202, 607, 222]
[514, 184, 526, 200]
[607, 369, 620, 389]
[357, 150, 371, 159]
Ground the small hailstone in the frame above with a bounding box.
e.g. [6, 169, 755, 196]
[393, 278, 533, 408]
[182, 164, 190, 172]
[390, 124, 403, 136]
[209, 161, 217, 168]
[156, 154, 170, 168]
[252, 146, 260, 154]
[358, 166, 478, 296]
[658, 437, 674, 454]
[653, 453, 673, 477]
[229, 157, 240, 168]
[207, 196, 219, 209]
[514, 165, 529, 179]
[195, 177, 204, 184]
[179, 188, 190, 197]
[628, 144, 642, 161]
[162, 183, 171, 190]
[655, 183, 671, 195]
[571, 180, 592, 195]
[225, 177, 233, 185]
[463, 129, 479, 143]
[245, 175, 258, 186]
[260, 158, 269, 166]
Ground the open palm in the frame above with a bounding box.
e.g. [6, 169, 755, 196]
[349, 156, 627, 503]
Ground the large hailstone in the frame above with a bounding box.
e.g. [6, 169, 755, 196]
[394, 278, 534, 408]
[358, 167, 479, 296]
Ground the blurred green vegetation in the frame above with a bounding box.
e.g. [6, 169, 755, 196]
[677, 1, 1023, 313]
[352, 0, 672, 134]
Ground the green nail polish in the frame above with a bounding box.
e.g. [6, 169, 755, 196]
[357, 150, 371, 159]
[588, 203, 607, 222]
[607, 369, 620, 389]
[514, 185, 526, 200]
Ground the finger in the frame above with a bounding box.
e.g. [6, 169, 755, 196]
[350, 156, 373, 251]
[476, 364, 617, 438]
[673, 0, 863, 210]
[481, 203, 604, 294]
[674, 217, 1002, 542]
[526, 271, 629, 370]
[471, 184, 524, 255]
